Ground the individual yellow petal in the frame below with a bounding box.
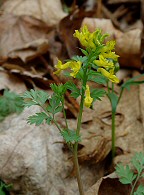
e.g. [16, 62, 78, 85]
[54, 60, 70, 75]
[102, 52, 119, 61]
[69, 61, 82, 78]
[85, 84, 91, 97]
[84, 85, 93, 108]
[53, 69, 62, 75]
[100, 40, 116, 53]
[94, 55, 114, 69]
[98, 68, 119, 83]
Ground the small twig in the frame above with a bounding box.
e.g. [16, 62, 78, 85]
[102, 5, 120, 28]
[97, 0, 102, 18]
[113, 5, 128, 19]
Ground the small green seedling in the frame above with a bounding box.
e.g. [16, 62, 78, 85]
[116, 152, 144, 195]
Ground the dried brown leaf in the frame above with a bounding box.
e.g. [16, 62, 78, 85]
[0, 107, 98, 195]
[2, 0, 67, 26]
[0, 70, 26, 92]
[0, 14, 50, 62]
[86, 172, 130, 195]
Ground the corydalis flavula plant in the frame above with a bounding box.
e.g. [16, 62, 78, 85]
[116, 152, 144, 195]
[22, 25, 119, 195]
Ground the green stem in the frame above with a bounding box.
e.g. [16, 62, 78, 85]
[73, 71, 87, 195]
[73, 144, 85, 195]
[130, 172, 141, 195]
[118, 88, 124, 104]
[40, 104, 62, 132]
[111, 82, 116, 159]
[112, 110, 116, 159]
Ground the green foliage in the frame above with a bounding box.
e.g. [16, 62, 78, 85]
[134, 185, 144, 195]
[116, 152, 144, 195]
[22, 89, 49, 107]
[72, 55, 87, 63]
[131, 152, 144, 174]
[46, 95, 62, 115]
[61, 129, 81, 144]
[88, 70, 108, 85]
[91, 88, 106, 101]
[121, 74, 144, 90]
[22, 89, 62, 125]
[80, 49, 89, 56]
[50, 83, 67, 97]
[0, 180, 12, 195]
[107, 92, 118, 113]
[0, 89, 24, 121]
[116, 164, 136, 184]
[27, 112, 52, 126]
[65, 81, 81, 98]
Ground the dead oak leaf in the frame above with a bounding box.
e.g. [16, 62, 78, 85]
[0, 14, 50, 62]
[1, 0, 67, 26]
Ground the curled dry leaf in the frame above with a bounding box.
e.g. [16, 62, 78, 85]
[0, 14, 50, 62]
[2, 0, 67, 26]
[82, 18, 142, 69]
[86, 172, 130, 195]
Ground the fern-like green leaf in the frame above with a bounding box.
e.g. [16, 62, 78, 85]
[61, 129, 81, 143]
[22, 89, 49, 107]
[116, 163, 136, 185]
[27, 112, 51, 126]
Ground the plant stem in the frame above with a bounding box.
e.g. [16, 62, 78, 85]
[40, 104, 62, 132]
[130, 172, 141, 195]
[118, 88, 124, 104]
[73, 144, 85, 195]
[112, 110, 116, 159]
[72, 70, 87, 195]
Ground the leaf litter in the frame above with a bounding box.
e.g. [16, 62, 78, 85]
[0, 0, 143, 194]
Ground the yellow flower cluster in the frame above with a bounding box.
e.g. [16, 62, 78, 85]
[73, 25, 119, 83]
[84, 85, 93, 108]
[54, 60, 82, 78]
[73, 25, 108, 50]
[94, 54, 119, 83]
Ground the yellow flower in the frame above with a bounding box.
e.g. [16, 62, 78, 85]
[84, 85, 93, 108]
[73, 25, 90, 48]
[54, 60, 81, 78]
[94, 55, 114, 69]
[100, 40, 116, 53]
[98, 68, 119, 83]
[102, 52, 119, 61]
[54, 60, 70, 75]
[74, 25, 105, 50]
[69, 61, 82, 78]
